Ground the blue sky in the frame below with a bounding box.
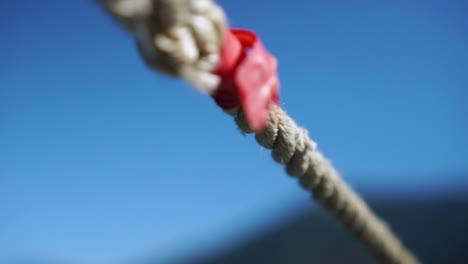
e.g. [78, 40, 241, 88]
[1, 0, 467, 263]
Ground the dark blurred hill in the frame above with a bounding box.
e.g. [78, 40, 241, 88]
[174, 194, 468, 264]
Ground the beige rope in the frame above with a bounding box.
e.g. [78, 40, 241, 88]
[100, 0, 227, 94]
[232, 105, 419, 264]
[98, 1, 419, 263]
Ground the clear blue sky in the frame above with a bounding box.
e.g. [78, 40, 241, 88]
[1, 0, 467, 263]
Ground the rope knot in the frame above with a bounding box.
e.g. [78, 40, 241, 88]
[100, 0, 227, 93]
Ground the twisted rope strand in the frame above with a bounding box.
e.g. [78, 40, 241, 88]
[98, 1, 419, 263]
[230, 105, 418, 264]
[232, 105, 419, 264]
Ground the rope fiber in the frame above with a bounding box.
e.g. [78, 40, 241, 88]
[98, 1, 420, 263]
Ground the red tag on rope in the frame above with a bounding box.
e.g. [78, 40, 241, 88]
[212, 29, 280, 132]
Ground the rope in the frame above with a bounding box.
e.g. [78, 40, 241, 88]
[100, 0, 227, 93]
[98, 1, 419, 263]
[232, 105, 419, 264]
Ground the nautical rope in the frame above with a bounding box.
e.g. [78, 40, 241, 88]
[233, 105, 419, 264]
[100, 0, 227, 93]
[98, 1, 419, 263]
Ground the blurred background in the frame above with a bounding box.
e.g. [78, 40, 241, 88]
[1, 0, 467, 263]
